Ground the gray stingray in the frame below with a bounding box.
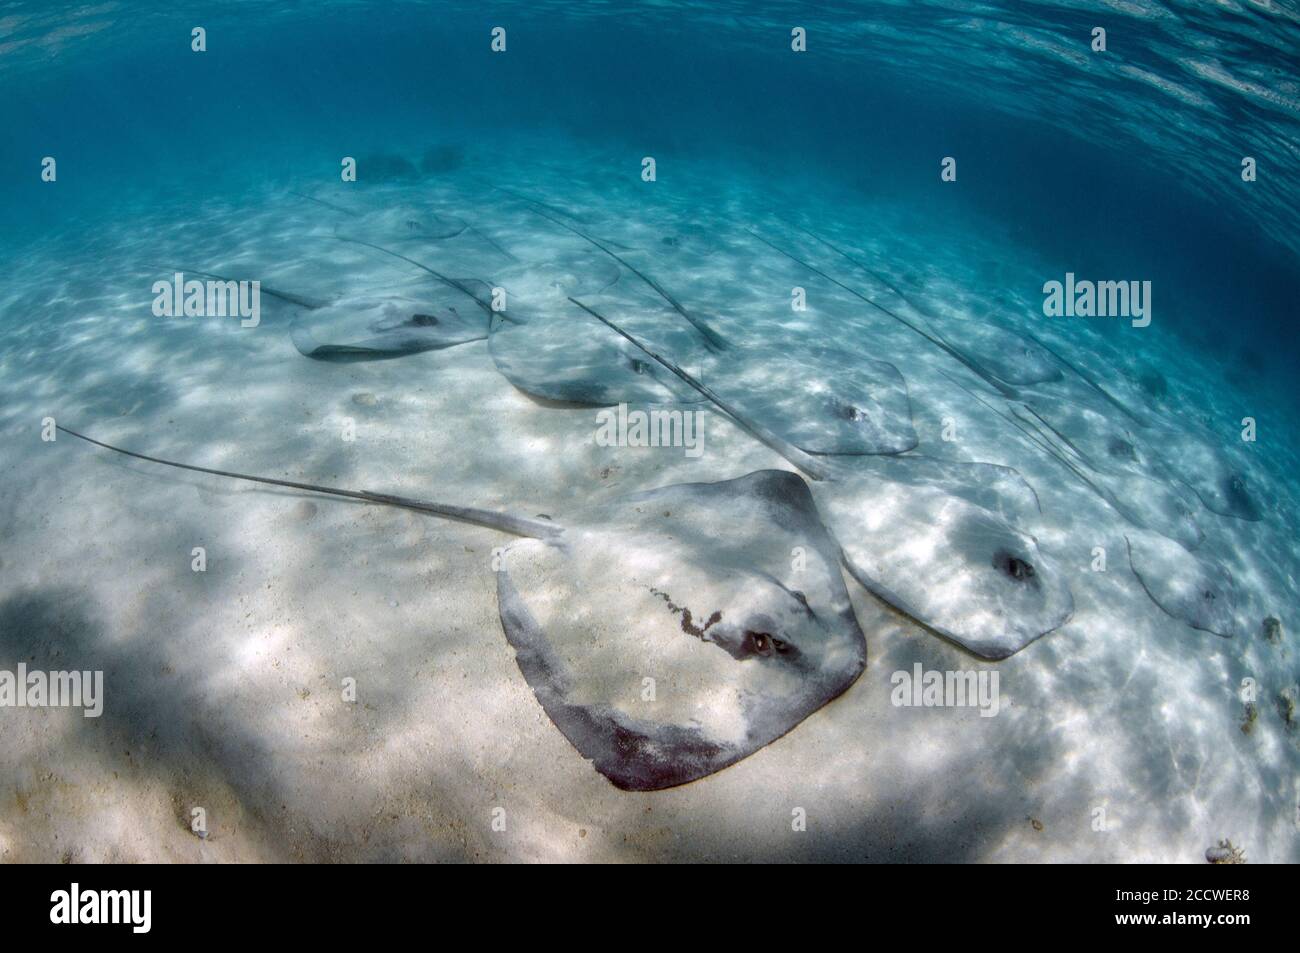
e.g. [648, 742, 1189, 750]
[943, 372, 1205, 550]
[171, 268, 492, 362]
[750, 228, 1059, 396]
[1019, 393, 1152, 476]
[1126, 534, 1241, 638]
[700, 341, 918, 455]
[288, 289, 490, 362]
[488, 269, 707, 406]
[57, 427, 865, 791]
[566, 293, 917, 453]
[1145, 421, 1262, 522]
[790, 226, 1062, 387]
[335, 203, 469, 245]
[818, 471, 1072, 659]
[1004, 402, 1206, 550]
[577, 299, 1075, 660]
[291, 189, 469, 244]
[293, 188, 519, 269]
[928, 320, 1062, 387]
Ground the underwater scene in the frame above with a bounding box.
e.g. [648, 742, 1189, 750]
[0, 1, 1297, 865]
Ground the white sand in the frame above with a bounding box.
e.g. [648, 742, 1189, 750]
[1, 156, 1297, 862]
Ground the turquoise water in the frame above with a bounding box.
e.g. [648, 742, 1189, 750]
[4, 2, 1298, 435]
[1, 2, 1298, 861]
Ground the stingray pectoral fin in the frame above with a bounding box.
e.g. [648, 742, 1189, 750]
[497, 567, 736, 791]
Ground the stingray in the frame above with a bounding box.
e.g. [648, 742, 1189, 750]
[1006, 402, 1206, 550]
[487, 260, 707, 406]
[574, 298, 1075, 660]
[171, 268, 493, 363]
[1125, 534, 1241, 638]
[1144, 421, 1262, 522]
[790, 226, 1063, 387]
[57, 427, 866, 791]
[700, 340, 918, 455]
[939, 370, 1205, 550]
[1018, 393, 1151, 476]
[294, 188, 519, 268]
[749, 229, 1057, 397]
[288, 288, 491, 363]
[565, 293, 917, 454]
[335, 203, 470, 245]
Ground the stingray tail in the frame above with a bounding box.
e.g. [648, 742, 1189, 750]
[567, 298, 828, 482]
[288, 189, 356, 216]
[158, 267, 331, 311]
[515, 199, 729, 353]
[329, 236, 519, 326]
[56, 425, 562, 540]
[751, 228, 1018, 399]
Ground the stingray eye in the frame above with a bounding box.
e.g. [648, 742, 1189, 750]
[1231, 477, 1244, 492]
[406, 219, 421, 231]
[410, 313, 439, 327]
[1204, 590, 1215, 601]
[747, 631, 773, 655]
[993, 550, 1035, 581]
[629, 358, 648, 375]
[1108, 438, 1135, 460]
[834, 401, 863, 422]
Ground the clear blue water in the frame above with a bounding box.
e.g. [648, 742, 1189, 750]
[3, 2, 1297, 436]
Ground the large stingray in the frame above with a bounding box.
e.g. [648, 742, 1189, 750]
[293, 189, 517, 264]
[57, 427, 865, 791]
[791, 226, 1063, 387]
[576, 299, 1075, 659]
[288, 285, 492, 362]
[1018, 393, 1151, 476]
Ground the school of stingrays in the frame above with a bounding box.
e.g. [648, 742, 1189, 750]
[62, 173, 1267, 791]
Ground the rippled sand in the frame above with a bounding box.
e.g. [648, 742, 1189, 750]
[0, 152, 1297, 862]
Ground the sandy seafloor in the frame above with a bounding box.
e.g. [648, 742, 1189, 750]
[1, 149, 1298, 863]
